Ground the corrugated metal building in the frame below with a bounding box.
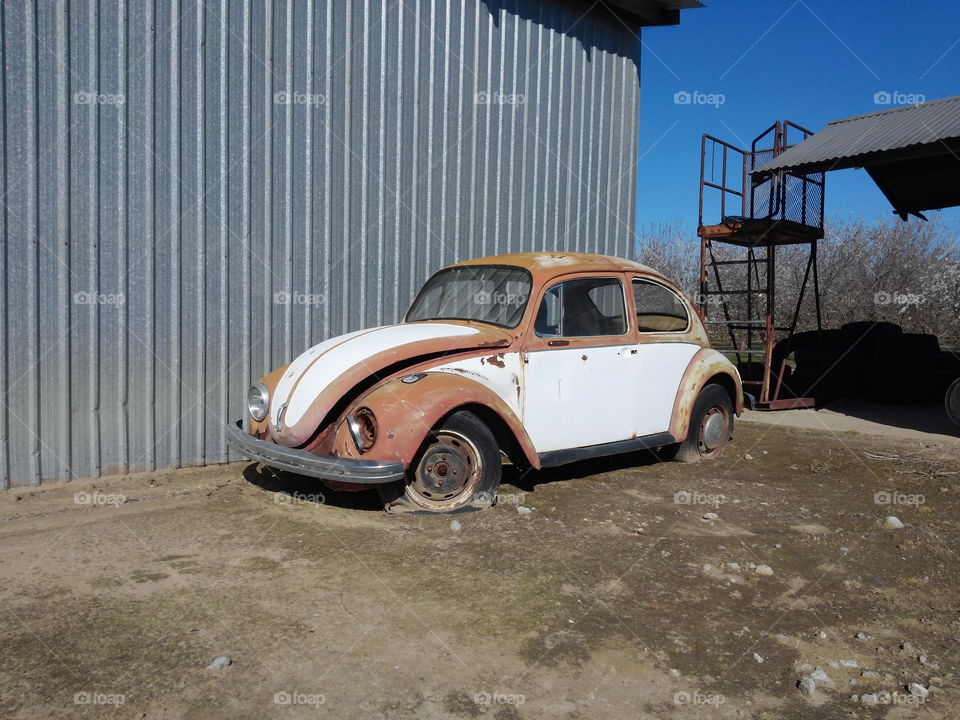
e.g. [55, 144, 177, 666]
[0, 0, 695, 487]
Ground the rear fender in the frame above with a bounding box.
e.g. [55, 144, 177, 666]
[329, 372, 540, 470]
[669, 348, 744, 442]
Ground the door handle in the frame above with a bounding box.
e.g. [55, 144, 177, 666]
[548, 340, 570, 346]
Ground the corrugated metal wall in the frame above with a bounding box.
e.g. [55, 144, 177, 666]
[0, 0, 641, 487]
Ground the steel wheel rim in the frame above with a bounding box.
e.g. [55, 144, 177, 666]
[408, 430, 484, 510]
[698, 405, 729, 455]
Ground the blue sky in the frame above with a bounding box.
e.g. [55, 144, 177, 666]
[635, 0, 960, 237]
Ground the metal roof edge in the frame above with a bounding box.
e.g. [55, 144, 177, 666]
[582, 0, 703, 27]
[826, 94, 960, 126]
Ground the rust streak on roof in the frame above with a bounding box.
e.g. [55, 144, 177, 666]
[456, 251, 659, 279]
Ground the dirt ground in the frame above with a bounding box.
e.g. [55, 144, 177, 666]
[741, 400, 958, 445]
[1, 422, 958, 719]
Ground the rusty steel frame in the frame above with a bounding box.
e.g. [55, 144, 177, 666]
[696, 121, 825, 409]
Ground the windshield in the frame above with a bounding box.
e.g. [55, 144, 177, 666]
[406, 265, 532, 328]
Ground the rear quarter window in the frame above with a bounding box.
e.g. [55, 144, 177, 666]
[633, 279, 689, 333]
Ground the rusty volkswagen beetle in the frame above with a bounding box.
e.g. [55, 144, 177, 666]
[227, 252, 744, 512]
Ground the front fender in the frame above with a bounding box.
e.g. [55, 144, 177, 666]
[329, 372, 540, 470]
[668, 348, 744, 442]
[249, 364, 291, 438]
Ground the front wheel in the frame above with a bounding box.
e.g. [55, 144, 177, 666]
[402, 410, 502, 512]
[669, 384, 734, 463]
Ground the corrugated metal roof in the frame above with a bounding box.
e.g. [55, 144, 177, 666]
[754, 95, 960, 174]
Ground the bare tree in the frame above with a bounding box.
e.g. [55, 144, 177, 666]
[634, 220, 699, 297]
[783, 217, 959, 341]
[636, 217, 960, 345]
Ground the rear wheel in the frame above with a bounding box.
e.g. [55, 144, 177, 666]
[402, 410, 502, 512]
[670, 384, 734, 463]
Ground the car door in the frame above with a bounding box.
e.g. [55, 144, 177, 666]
[521, 273, 640, 453]
[632, 277, 702, 437]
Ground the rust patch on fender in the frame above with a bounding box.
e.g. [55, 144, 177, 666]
[668, 348, 744, 441]
[334, 372, 540, 470]
[485, 353, 506, 368]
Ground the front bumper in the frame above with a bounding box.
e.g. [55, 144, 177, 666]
[226, 420, 405, 484]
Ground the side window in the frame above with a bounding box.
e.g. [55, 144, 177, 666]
[633, 279, 689, 332]
[534, 284, 561, 336]
[535, 277, 627, 337]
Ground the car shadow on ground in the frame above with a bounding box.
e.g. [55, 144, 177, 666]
[502, 447, 668, 493]
[241, 463, 385, 512]
[241, 447, 673, 512]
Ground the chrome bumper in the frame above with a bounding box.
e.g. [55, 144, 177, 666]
[225, 420, 405, 484]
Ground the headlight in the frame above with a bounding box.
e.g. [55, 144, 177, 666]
[247, 382, 270, 422]
[346, 407, 377, 452]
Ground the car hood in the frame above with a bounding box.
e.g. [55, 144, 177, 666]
[269, 322, 512, 446]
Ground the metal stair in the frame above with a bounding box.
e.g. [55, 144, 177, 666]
[696, 122, 826, 409]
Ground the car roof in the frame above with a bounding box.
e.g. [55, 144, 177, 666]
[453, 252, 664, 281]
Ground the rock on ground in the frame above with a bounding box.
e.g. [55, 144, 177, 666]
[207, 656, 232, 670]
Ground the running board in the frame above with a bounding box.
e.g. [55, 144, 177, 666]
[538, 432, 677, 468]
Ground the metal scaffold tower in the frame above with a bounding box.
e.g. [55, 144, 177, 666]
[697, 121, 826, 409]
